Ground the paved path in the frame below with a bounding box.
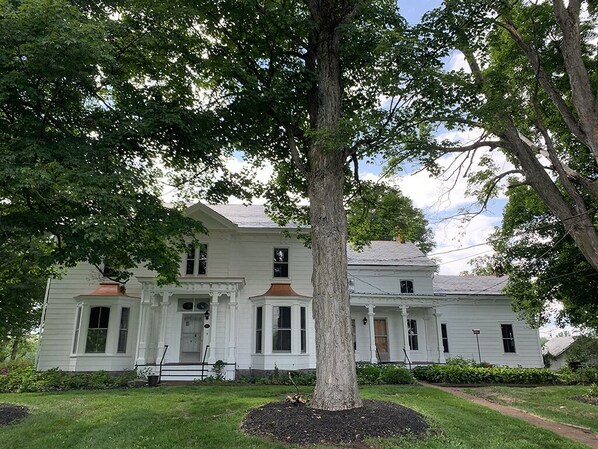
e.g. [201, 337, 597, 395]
[424, 383, 598, 449]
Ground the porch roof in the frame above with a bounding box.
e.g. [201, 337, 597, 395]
[136, 276, 245, 295]
[350, 292, 440, 307]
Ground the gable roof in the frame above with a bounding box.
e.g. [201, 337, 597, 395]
[204, 204, 301, 229]
[347, 241, 436, 267]
[433, 275, 508, 295]
[542, 336, 575, 357]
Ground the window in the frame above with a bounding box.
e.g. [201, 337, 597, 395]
[86, 307, 110, 353]
[407, 319, 419, 351]
[185, 243, 208, 275]
[255, 307, 263, 354]
[72, 307, 82, 354]
[273, 248, 289, 278]
[441, 323, 449, 353]
[501, 324, 516, 353]
[300, 307, 306, 353]
[272, 306, 291, 352]
[351, 319, 356, 351]
[117, 308, 130, 353]
[400, 280, 414, 294]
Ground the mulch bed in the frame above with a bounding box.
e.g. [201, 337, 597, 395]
[571, 396, 598, 406]
[242, 399, 429, 446]
[0, 403, 29, 426]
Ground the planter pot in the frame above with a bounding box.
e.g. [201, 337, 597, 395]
[147, 375, 160, 387]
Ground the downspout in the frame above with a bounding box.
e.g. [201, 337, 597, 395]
[35, 278, 52, 370]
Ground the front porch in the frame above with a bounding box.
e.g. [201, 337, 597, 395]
[351, 294, 446, 366]
[134, 276, 245, 380]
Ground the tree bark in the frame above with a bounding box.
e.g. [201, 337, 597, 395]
[306, 2, 362, 411]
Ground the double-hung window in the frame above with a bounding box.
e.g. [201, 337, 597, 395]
[501, 324, 516, 353]
[185, 243, 208, 275]
[255, 307, 263, 354]
[407, 318, 419, 351]
[272, 306, 292, 352]
[441, 323, 449, 353]
[86, 307, 110, 353]
[273, 248, 289, 278]
[400, 280, 414, 294]
[117, 308, 130, 353]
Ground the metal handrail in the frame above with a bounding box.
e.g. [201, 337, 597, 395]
[201, 345, 210, 380]
[158, 345, 168, 384]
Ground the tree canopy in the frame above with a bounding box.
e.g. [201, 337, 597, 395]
[347, 182, 434, 253]
[405, 0, 598, 329]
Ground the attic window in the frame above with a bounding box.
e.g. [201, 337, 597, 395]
[400, 280, 414, 294]
[185, 243, 208, 275]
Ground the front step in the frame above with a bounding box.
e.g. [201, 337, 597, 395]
[160, 364, 212, 382]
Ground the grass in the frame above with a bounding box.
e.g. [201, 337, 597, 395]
[462, 385, 598, 433]
[0, 385, 591, 449]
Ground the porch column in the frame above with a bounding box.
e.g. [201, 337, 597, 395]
[135, 287, 152, 365]
[367, 304, 377, 363]
[155, 291, 172, 363]
[227, 291, 238, 363]
[207, 291, 220, 364]
[400, 305, 411, 364]
[433, 307, 446, 364]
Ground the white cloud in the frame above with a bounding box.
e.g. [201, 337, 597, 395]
[446, 50, 470, 73]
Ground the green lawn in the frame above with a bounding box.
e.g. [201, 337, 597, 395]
[462, 385, 598, 433]
[0, 385, 590, 449]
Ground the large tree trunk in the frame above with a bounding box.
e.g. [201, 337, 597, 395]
[307, 4, 362, 411]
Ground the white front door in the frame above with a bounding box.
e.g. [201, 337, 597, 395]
[180, 315, 203, 362]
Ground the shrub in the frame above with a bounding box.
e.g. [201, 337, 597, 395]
[356, 363, 415, 385]
[586, 384, 598, 398]
[412, 364, 559, 385]
[557, 366, 598, 385]
[0, 367, 137, 393]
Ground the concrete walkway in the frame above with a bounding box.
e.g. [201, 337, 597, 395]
[424, 383, 598, 449]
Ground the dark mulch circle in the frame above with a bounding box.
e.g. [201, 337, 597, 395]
[571, 396, 598, 406]
[242, 399, 429, 446]
[0, 403, 29, 426]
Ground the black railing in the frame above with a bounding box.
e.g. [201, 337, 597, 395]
[158, 345, 168, 384]
[201, 345, 210, 379]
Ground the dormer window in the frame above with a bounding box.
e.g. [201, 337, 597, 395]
[273, 248, 289, 278]
[400, 280, 414, 294]
[185, 243, 208, 275]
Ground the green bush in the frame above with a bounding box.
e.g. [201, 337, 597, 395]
[0, 367, 137, 393]
[356, 362, 415, 385]
[412, 364, 559, 385]
[557, 366, 598, 385]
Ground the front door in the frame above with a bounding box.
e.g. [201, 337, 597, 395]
[180, 314, 203, 362]
[374, 318, 389, 362]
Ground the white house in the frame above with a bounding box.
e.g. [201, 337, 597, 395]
[36, 204, 544, 380]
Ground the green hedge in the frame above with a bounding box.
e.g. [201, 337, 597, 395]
[557, 366, 598, 385]
[356, 362, 415, 385]
[0, 367, 138, 393]
[412, 364, 560, 385]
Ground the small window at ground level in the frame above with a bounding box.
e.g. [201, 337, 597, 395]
[441, 323, 449, 353]
[273, 248, 289, 278]
[86, 306, 110, 353]
[407, 318, 419, 351]
[117, 308, 130, 353]
[501, 324, 516, 353]
[400, 280, 414, 294]
[272, 306, 291, 352]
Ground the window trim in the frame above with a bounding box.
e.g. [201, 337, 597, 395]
[272, 306, 292, 352]
[441, 323, 449, 353]
[407, 318, 419, 351]
[501, 324, 517, 353]
[184, 243, 208, 276]
[400, 279, 414, 294]
[273, 247, 290, 279]
[72, 306, 83, 354]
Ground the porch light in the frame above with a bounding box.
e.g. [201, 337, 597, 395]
[204, 310, 210, 320]
[362, 317, 367, 325]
